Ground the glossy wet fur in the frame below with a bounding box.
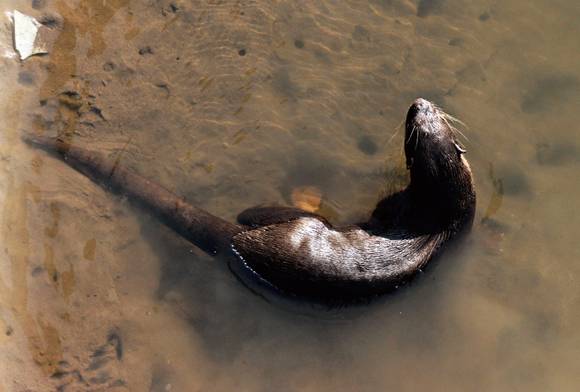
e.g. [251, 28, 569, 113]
[402, 98, 475, 233]
[233, 99, 475, 301]
[23, 99, 475, 303]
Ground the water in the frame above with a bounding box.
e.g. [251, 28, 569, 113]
[1, 0, 579, 390]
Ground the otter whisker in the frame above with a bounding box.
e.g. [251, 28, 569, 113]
[440, 111, 469, 140]
[406, 125, 417, 145]
[385, 119, 405, 146]
[442, 112, 468, 128]
[441, 115, 469, 142]
[414, 125, 420, 151]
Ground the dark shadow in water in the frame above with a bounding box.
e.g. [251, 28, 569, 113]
[135, 213, 379, 364]
[277, 146, 345, 207]
[493, 165, 533, 198]
[357, 135, 379, 155]
[521, 74, 580, 114]
[132, 209, 460, 370]
[271, 67, 301, 99]
[138, 215, 261, 363]
[417, 0, 445, 17]
[535, 141, 579, 166]
[149, 363, 173, 392]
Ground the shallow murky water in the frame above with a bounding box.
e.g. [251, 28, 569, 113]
[1, 0, 579, 390]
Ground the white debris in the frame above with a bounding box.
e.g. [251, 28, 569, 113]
[12, 10, 48, 60]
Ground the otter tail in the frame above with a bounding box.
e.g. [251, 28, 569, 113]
[23, 134, 243, 256]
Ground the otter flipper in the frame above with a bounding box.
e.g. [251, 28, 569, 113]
[237, 206, 328, 228]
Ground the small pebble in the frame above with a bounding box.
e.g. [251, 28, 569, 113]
[138, 46, 154, 55]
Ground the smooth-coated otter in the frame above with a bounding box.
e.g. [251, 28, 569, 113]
[23, 98, 476, 303]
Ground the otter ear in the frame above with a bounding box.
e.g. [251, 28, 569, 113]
[454, 142, 467, 154]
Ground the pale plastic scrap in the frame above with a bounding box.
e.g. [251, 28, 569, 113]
[12, 10, 48, 60]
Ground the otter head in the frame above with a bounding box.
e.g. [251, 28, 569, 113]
[403, 98, 475, 229]
[404, 98, 468, 183]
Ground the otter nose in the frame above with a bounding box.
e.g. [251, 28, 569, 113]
[412, 98, 433, 112]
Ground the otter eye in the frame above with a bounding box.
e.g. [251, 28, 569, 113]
[454, 142, 466, 154]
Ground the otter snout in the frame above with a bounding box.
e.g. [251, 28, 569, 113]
[412, 97, 431, 109]
[409, 98, 436, 119]
[405, 98, 441, 138]
[404, 98, 449, 169]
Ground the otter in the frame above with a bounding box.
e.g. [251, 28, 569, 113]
[23, 98, 476, 303]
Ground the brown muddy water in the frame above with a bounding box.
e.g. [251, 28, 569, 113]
[1, 0, 579, 391]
